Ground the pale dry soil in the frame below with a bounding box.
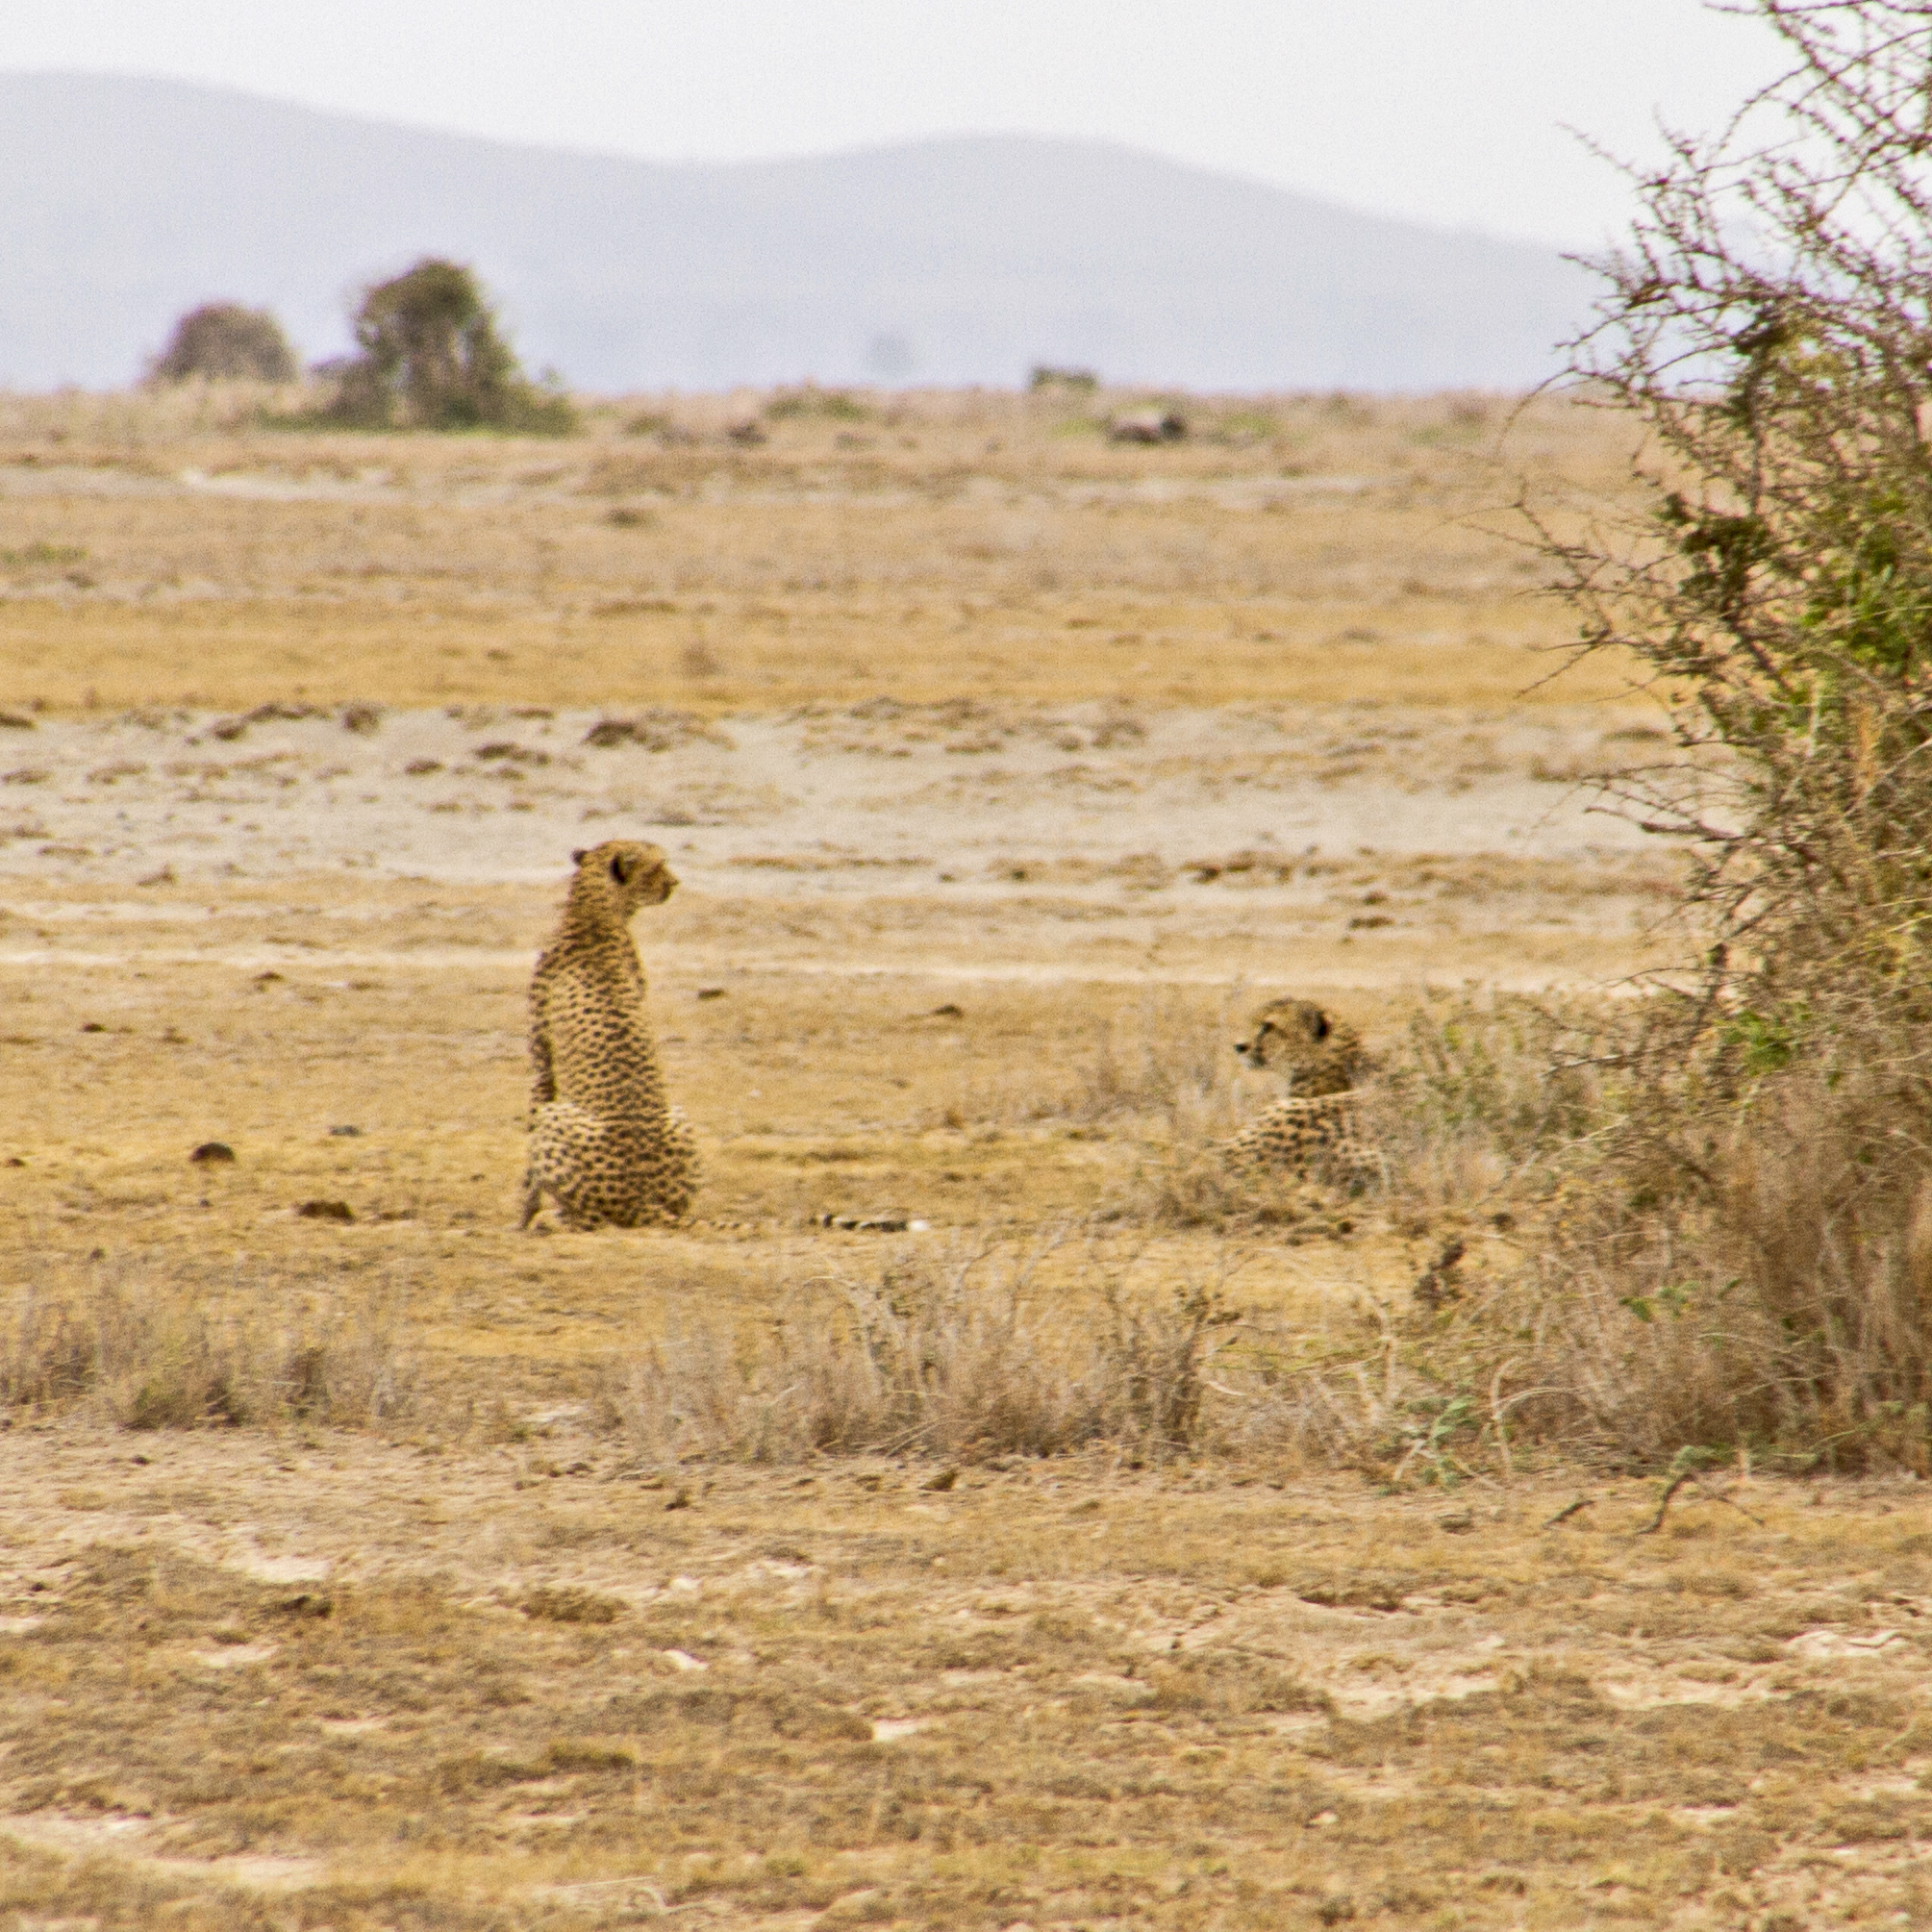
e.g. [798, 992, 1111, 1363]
[1, 1426, 1930, 1930]
[5, 388, 1909, 1930]
[0, 385, 1645, 720]
[0, 695, 1681, 1318]
[0, 393, 1686, 1304]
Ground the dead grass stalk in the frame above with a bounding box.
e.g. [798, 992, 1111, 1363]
[0, 1276, 418, 1429]
[594, 1238, 1253, 1466]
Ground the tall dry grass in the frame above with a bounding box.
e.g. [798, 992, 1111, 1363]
[584, 1228, 1558, 1478]
[1073, 991, 1247, 1138]
[593, 1237, 1251, 1467]
[1236, 997, 1932, 1475]
[1041, 987, 1932, 1478]
[1367, 991, 1617, 1215]
[1082, 988, 1618, 1234]
[0, 1242, 1423, 1474]
[1427, 1067, 1932, 1472]
[916, 991, 1250, 1144]
[0, 1277, 418, 1429]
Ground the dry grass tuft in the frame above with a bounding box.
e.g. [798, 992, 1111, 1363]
[1245, 1012, 1932, 1477]
[1367, 991, 1616, 1213]
[1126, 1150, 1325, 1231]
[1073, 991, 1247, 1136]
[1144, 1649, 1334, 1717]
[0, 1278, 417, 1430]
[1448, 1067, 1932, 1472]
[594, 1240, 1245, 1466]
[1093, 989, 1615, 1236]
[522, 1584, 625, 1625]
[588, 1234, 1498, 1478]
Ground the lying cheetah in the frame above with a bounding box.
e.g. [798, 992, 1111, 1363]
[1219, 996, 1382, 1184]
[520, 841, 698, 1229]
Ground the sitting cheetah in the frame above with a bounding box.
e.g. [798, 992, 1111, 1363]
[1219, 996, 1383, 1184]
[520, 841, 698, 1229]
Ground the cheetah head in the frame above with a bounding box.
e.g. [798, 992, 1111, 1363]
[570, 840, 678, 916]
[1233, 997, 1364, 1093]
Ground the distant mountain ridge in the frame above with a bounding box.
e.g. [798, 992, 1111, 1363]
[0, 72, 1593, 392]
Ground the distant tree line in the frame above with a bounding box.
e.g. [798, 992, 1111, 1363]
[148, 258, 575, 435]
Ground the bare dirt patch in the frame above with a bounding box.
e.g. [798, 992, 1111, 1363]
[1, 1427, 1929, 1929]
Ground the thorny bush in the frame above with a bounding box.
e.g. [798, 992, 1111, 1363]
[1502, 1, 1932, 1468]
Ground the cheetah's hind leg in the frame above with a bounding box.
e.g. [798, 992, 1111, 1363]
[523, 1099, 596, 1230]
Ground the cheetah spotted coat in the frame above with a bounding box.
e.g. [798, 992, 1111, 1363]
[1219, 996, 1382, 1185]
[520, 841, 698, 1230]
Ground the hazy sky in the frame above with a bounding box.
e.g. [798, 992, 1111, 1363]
[0, 1, 1787, 249]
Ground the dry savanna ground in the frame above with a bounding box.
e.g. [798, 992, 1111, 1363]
[3, 384, 1927, 1930]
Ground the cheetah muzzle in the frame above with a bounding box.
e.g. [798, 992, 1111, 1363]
[520, 840, 699, 1230]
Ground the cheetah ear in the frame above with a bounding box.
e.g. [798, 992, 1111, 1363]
[611, 851, 635, 884]
[1313, 1012, 1330, 1040]
[570, 848, 587, 866]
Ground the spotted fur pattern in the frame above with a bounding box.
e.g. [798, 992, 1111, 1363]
[520, 841, 698, 1230]
[1220, 996, 1383, 1184]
